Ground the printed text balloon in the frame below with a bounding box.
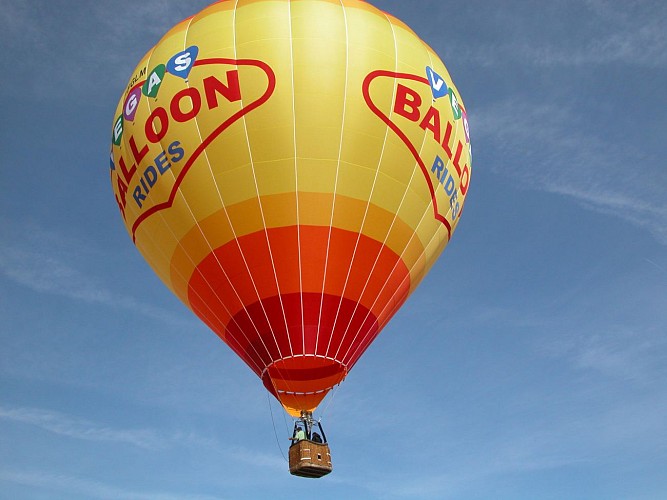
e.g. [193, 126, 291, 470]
[110, 0, 472, 416]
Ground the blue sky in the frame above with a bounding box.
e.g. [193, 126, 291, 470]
[1, 0, 666, 498]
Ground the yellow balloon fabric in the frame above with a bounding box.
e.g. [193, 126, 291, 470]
[110, 0, 471, 416]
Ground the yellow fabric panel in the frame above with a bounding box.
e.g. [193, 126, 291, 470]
[295, 159, 339, 194]
[292, 2, 347, 162]
[134, 216, 181, 290]
[334, 162, 377, 214]
[233, 1, 295, 165]
[252, 159, 296, 198]
[187, 5, 234, 53]
[169, 192, 426, 306]
[393, 18, 430, 75]
[111, 0, 471, 329]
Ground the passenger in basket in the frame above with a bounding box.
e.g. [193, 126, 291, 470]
[289, 426, 306, 443]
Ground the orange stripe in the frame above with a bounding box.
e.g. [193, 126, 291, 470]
[188, 226, 410, 325]
[184, 225, 411, 415]
[170, 194, 424, 307]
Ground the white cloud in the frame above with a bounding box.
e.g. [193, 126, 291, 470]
[329, 426, 588, 499]
[331, 380, 667, 498]
[0, 405, 165, 449]
[0, 403, 253, 453]
[572, 328, 667, 382]
[0, 404, 293, 497]
[0, 0, 210, 100]
[472, 99, 667, 244]
[0, 221, 194, 326]
[225, 445, 286, 472]
[0, 469, 223, 500]
[452, 1, 667, 69]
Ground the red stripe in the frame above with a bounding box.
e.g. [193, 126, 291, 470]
[185, 225, 411, 411]
[130, 57, 277, 241]
[362, 69, 455, 238]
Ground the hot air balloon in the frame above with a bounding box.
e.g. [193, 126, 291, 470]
[110, 0, 471, 477]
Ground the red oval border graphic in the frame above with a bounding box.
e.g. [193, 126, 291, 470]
[362, 70, 461, 241]
[131, 58, 277, 241]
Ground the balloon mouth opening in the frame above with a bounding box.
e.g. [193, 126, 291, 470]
[262, 356, 347, 416]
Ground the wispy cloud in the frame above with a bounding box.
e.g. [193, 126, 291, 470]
[331, 427, 588, 499]
[573, 331, 662, 381]
[0, 0, 209, 100]
[472, 99, 667, 244]
[0, 469, 224, 500]
[0, 404, 289, 497]
[0, 220, 194, 326]
[332, 378, 667, 499]
[0, 402, 283, 463]
[0, 403, 248, 454]
[0, 405, 166, 449]
[540, 322, 667, 384]
[225, 445, 286, 472]
[451, 1, 667, 68]
[645, 257, 667, 274]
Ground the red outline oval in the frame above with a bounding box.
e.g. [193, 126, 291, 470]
[362, 70, 454, 240]
[130, 58, 277, 241]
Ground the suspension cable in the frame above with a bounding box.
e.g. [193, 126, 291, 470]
[267, 392, 288, 463]
[318, 382, 341, 421]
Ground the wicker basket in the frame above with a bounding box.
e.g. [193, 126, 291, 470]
[289, 440, 333, 478]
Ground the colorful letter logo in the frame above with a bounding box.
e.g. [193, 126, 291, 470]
[142, 64, 166, 98]
[112, 115, 123, 146]
[426, 66, 448, 100]
[167, 46, 199, 80]
[449, 88, 462, 120]
[123, 87, 142, 122]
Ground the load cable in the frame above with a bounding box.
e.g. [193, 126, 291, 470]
[267, 393, 288, 463]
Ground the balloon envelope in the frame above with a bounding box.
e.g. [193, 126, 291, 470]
[110, 0, 472, 416]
